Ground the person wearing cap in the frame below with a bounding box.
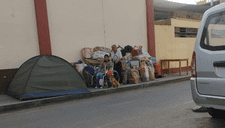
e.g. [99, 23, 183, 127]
[110, 44, 123, 83]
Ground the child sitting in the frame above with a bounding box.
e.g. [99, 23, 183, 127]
[95, 54, 113, 89]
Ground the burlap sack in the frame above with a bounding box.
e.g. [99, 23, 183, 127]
[148, 66, 155, 80]
[129, 68, 140, 84]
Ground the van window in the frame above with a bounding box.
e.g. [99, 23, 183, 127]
[200, 11, 225, 50]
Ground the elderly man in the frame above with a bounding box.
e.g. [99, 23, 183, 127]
[111, 44, 123, 83]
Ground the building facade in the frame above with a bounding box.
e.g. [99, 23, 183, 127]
[155, 17, 201, 73]
[0, 0, 155, 94]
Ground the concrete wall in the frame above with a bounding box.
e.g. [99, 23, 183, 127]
[155, 18, 200, 72]
[0, 0, 147, 68]
[103, 0, 147, 49]
[46, 0, 147, 62]
[173, 38, 196, 68]
[46, 0, 105, 62]
[171, 18, 200, 28]
[172, 19, 200, 69]
[0, 0, 148, 94]
[0, 0, 39, 69]
[155, 25, 174, 63]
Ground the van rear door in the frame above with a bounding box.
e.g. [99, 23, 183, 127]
[196, 11, 225, 97]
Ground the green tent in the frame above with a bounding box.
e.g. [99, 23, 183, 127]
[6, 55, 90, 100]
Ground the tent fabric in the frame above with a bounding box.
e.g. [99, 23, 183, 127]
[7, 55, 90, 100]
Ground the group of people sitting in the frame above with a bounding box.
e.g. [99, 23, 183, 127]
[95, 44, 124, 89]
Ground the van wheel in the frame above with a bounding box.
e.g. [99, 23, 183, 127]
[207, 108, 225, 119]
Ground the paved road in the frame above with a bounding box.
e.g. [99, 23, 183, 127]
[0, 81, 224, 128]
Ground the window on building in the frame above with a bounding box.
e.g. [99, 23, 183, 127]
[175, 27, 198, 38]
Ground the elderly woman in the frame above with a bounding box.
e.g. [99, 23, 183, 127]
[110, 44, 123, 83]
[95, 54, 113, 89]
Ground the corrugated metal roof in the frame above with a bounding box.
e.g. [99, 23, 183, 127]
[154, 0, 219, 20]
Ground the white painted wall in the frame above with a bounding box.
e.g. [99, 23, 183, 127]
[0, 0, 148, 69]
[103, 0, 147, 50]
[0, 0, 39, 69]
[47, 0, 105, 62]
[47, 0, 147, 62]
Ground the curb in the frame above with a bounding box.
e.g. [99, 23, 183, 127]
[0, 76, 191, 114]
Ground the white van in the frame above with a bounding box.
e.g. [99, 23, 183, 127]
[190, 3, 225, 118]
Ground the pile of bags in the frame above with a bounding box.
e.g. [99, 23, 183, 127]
[127, 60, 155, 84]
[81, 45, 152, 61]
[81, 46, 111, 60]
[78, 45, 161, 85]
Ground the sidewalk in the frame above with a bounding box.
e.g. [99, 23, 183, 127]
[0, 71, 191, 114]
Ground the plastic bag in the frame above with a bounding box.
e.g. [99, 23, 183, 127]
[92, 51, 110, 59]
[76, 63, 87, 74]
[122, 60, 131, 84]
[140, 61, 150, 82]
[131, 45, 143, 56]
[124, 45, 133, 53]
[123, 53, 133, 60]
[142, 50, 151, 58]
[133, 50, 151, 61]
[81, 47, 92, 59]
[146, 60, 155, 80]
[99, 79, 104, 86]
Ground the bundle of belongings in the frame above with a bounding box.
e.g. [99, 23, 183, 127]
[92, 46, 111, 59]
[122, 60, 131, 84]
[76, 45, 161, 88]
[128, 65, 141, 84]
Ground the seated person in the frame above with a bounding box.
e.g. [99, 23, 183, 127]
[95, 54, 113, 89]
[82, 65, 95, 88]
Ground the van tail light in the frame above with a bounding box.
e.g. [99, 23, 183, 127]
[191, 51, 196, 77]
